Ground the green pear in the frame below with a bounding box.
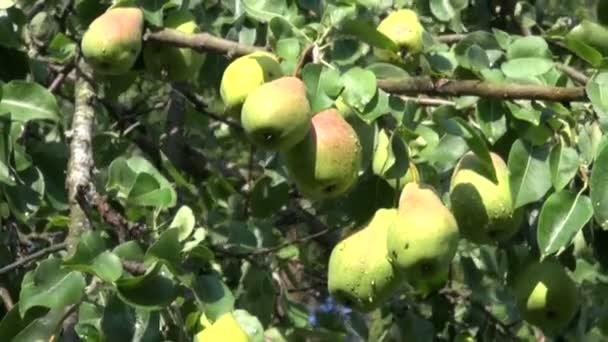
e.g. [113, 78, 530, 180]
[374, 9, 424, 61]
[81, 7, 144, 75]
[387, 183, 459, 294]
[221, 52, 283, 114]
[283, 109, 362, 199]
[143, 10, 205, 82]
[328, 208, 401, 311]
[372, 128, 419, 190]
[241, 76, 311, 150]
[449, 151, 520, 244]
[195, 312, 250, 342]
[512, 259, 579, 334]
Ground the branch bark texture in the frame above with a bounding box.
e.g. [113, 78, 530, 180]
[145, 28, 265, 56]
[66, 65, 95, 253]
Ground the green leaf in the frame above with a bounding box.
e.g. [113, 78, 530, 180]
[505, 101, 542, 125]
[501, 58, 554, 79]
[430, 0, 467, 21]
[169, 205, 196, 242]
[0, 306, 47, 341]
[12, 308, 66, 342]
[301, 64, 342, 113]
[591, 143, 608, 229]
[19, 257, 86, 316]
[507, 36, 550, 59]
[64, 231, 123, 282]
[145, 228, 181, 267]
[101, 293, 136, 341]
[234, 309, 265, 342]
[475, 99, 507, 144]
[3, 166, 44, 221]
[250, 176, 290, 218]
[107, 155, 177, 208]
[191, 274, 235, 321]
[537, 190, 593, 257]
[340, 18, 398, 51]
[117, 272, 177, 310]
[340, 67, 377, 112]
[0, 1, 14, 9]
[0, 81, 60, 122]
[508, 139, 551, 208]
[586, 72, 608, 115]
[549, 142, 579, 191]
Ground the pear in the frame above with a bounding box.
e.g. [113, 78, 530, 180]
[81, 7, 144, 75]
[372, 128, 419, 190]
[374, 9, 424, 61]
[143, 10, 205, 82]
[283, 109, 362, 199]
[387, 183, 459, 294]
[328, 208, 400, 312]
[241, 76, 311, 150]
[512, 259, 579, 334]
[220, 52, 283, 114]
[449, 151, 520, 244]
[195, 312, 250, 342]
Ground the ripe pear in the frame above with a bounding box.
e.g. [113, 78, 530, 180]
[372, 128, 419, 190]
[221, 52, 283, 114]
[387, 183, 459, 294]
[143, 10, 205, 82]
[449, 151, 520, 244]
[241, 76, 311, 150]
[283, 109, 362, 199]
[512, 259, 579, 334]
[195, 312, 250, 342]
[81, 7, 144, 75]
[328, 208, 401, 311]
[374, 9, 424, 61]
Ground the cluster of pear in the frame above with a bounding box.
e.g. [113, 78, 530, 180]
[80, 6, 204, 82]
[328, 150, 579, 334]
[220, 53, 363, 200]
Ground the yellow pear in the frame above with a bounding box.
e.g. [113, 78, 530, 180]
[387, 183, 459, 294]
[374, 9, 424, 61]
[328, 208, 401, 311]
[195, 312, 250, 342]
[220, 52, 283, 115]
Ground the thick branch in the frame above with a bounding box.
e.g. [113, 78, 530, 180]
[378, 77, 587, 102]
[66, 64, 95, 253]
[0, 242, 68, 275]
[144, 28, 265, 56]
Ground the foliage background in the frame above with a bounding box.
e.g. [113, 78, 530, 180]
[1, 0, 608, 341]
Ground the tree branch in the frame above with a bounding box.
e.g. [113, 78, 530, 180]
[66, 63, 95, 253]
[377, 77, 587, 102]
[0, 242, 68, 275]
[144, 28, 265, 57]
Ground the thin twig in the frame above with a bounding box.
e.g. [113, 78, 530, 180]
[400, 95, 456, 107]
[0, 242, 68, 275]
[293, 44, 315, 77]
[48, 65, 74, 93]
[144, 28, 265, 57]
[172, 87, 243, 131]
[556, 63, 590, 85]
